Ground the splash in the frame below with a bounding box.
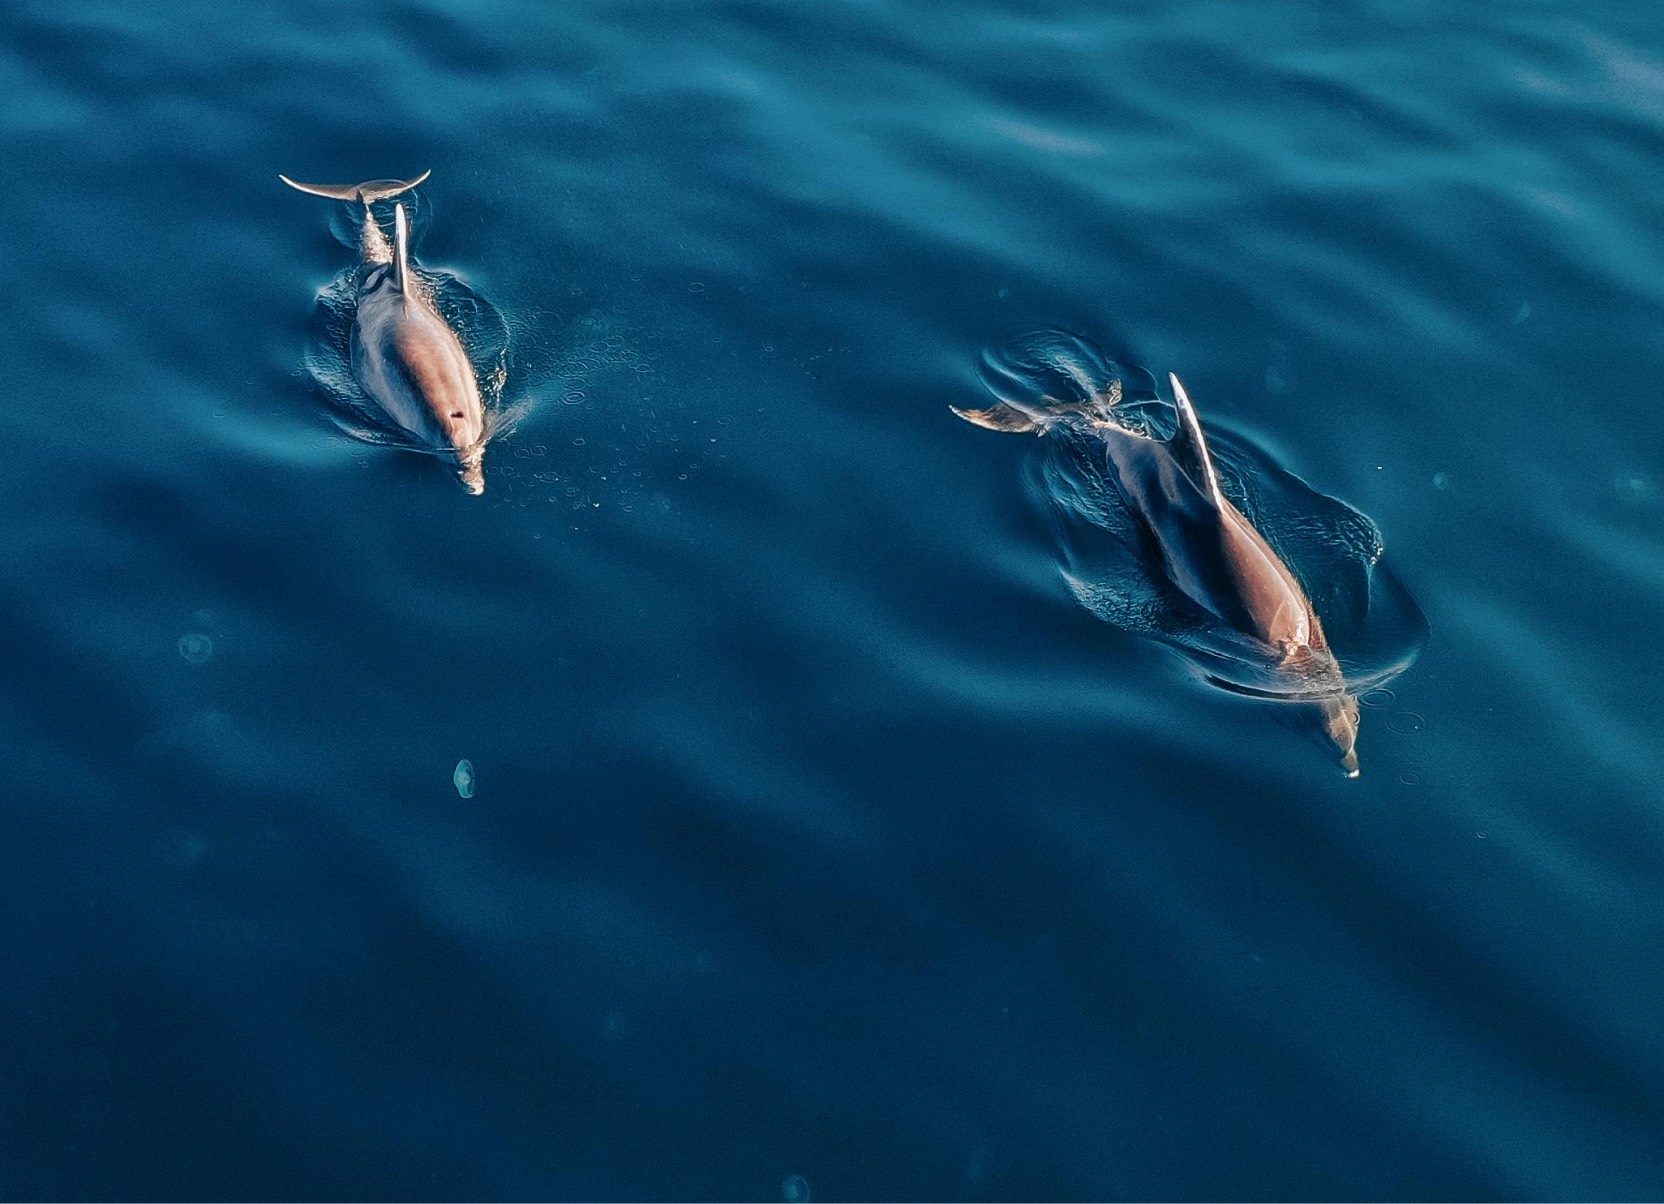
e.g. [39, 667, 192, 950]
[979, 329, 1427, 702]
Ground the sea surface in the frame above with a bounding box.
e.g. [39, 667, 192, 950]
[3, 0, 1663, 1199]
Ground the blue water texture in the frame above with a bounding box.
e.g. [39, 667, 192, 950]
[3, 0, 1663, 1199]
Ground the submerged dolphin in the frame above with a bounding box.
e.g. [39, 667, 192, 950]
[280, 170, 488, 495]
[954, 374, 1362, 776]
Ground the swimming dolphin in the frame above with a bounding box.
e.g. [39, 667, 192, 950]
[280, 170, 488, 495]
[954, 374, 1362, 776]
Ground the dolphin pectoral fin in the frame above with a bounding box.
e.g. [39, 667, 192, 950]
[393, 202, 411, 294]
[1166, 373, 1226, 506]
[278, 169, 432, 203]
[950, 404, 1042, 434]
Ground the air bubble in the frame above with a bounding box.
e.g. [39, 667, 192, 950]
[1613, 475, 1654, 501]
[165, 831, 208, 868]
[1387, 711, 1426, 735]
[1359, 688, 1395, 709]
[177, 634, 214, 665]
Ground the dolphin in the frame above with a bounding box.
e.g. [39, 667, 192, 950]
[954, 373, 1362, 776]
[280, 170, 488, 495]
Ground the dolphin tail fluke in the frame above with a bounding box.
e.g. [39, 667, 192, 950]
[950, 403, 1042, 434]
[951, 390, 1104, 432]
[278, 169, 432, 204]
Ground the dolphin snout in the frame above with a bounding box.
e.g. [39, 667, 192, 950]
[1324, 694, 1362, 779]
[456, 445, 486, 495]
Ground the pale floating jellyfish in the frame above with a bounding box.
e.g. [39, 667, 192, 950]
[177, 633, 214, 665]
[453, 759, 476, 799]
[781, 1175, 812, 1203]
[165, 831, 208, 869]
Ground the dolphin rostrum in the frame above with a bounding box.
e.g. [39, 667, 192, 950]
[954, 373, 1362, 776]
[280, 170, 488, 495]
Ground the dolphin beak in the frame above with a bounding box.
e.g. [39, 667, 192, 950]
[456, 445, 486, 495]
[1324, 694, 1361, 778]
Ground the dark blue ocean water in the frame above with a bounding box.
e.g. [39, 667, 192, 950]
[4, 1, 1664, 1198]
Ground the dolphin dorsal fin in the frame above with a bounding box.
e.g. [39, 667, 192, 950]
[393, 202, 411, 295]
[1167, 373, 1225, 506]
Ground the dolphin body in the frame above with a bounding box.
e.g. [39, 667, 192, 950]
[954, 374, 1362, 776]
[280, 171, 488, 495]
